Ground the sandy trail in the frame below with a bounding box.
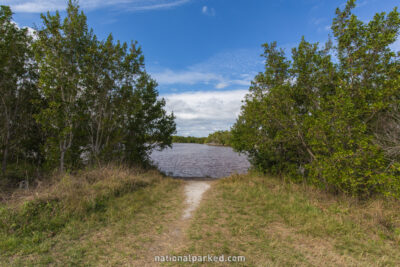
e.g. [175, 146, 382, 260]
[135, 180, 211, 266]
[182, 181, 211, 219]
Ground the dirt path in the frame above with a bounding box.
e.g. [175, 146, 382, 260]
[140, 180, 211, 266]
[182, 181, 211, 219]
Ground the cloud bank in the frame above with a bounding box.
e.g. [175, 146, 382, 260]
[148, 49, 263, 136]
[162, 90, 247, 137]
[152, 69, 251, 89]
[3, 0, 191, 13]
[150, 48, 263, 91]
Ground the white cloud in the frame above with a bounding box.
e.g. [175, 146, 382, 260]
[162, 90, 247, 136]
[150, 49, 263, 90]
[7, 1, 64, 13]
[148, 49, 263, 136]
[11, 20, 38, 39]
[201, 5, 215, 16]
[188, 48, 262, 78]
[24, 26, 38, 40]
[215, 82, 229, 89]
[357, 0, 369, 8]
[3, 0, 191, 13]
[126, 0, 190, 11]
[152, 69, 251, 89]
[310, 17, 325, 26]
[310, 18, 332, 33]
[153, 69, 223, 85]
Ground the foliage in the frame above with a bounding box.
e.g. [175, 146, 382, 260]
[182, 173, 400, 265]
[34, 2, 91, 172]
[0, 6, 43, 181]
[0, 166, 155, 236]
[205, 130, 232, 146]
[0, 166, 182, 262]
[232, 0, 400, 198]
[0, 1, 176, 181]
[172, 136, 206, 144]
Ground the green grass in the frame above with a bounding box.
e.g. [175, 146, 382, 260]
[3, 167, 400, 266]
[176, 173, 400, 266]
[0, 166, 185, 266]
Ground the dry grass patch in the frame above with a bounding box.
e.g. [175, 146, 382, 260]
[0, 165, 185, 266]
[2, 165, 157, 207]
[47, 177, 185, 266]
[175, 173, 400, 266]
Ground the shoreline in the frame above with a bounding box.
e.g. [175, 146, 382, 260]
[171, 142, 231, 147]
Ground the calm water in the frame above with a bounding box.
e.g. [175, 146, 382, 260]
[150, 143, 251, 178]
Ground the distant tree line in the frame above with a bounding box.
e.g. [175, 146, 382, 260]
[172, 131, 232, 146]
[0, 1, 175, 184]
[172, 136, 206, 144]
[205, 130, 232, 146]
[232, 0, 400, 198]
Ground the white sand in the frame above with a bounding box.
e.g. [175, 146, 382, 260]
[182, 181, 211, 219]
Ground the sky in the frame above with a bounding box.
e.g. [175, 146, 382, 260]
[6, 0, 400, 137]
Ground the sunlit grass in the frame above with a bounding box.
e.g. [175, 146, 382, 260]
[3, 167, 400, 266]
[178, 173, 400, 266]
[0, 165, 185, 266]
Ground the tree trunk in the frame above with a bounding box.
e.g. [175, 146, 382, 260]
[60, 138, 66, 173]
[2, 127, 10, 177]
[2, 145, 8, 177]
[60, 149, 65, 173]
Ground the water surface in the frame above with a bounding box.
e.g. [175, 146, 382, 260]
[150, 143, 251, 178]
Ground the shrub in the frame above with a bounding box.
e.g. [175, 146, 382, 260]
[232, 0, 400, 198]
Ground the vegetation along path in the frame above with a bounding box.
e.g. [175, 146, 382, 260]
[2, 168, 400, 266]
[140, 180, 212, 266]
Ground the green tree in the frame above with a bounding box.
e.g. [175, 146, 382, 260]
[120, 72, 176, 164]
[206, 130, 232, 146]
[172, 136, 206, 144]
[82, 34, 176, 165]
[34, 1, 92, 172]
[34, 1, 175, 170]
[81, 34, 123, 164]
[232, 0, 400, 197]
[0, 6, 41, 177]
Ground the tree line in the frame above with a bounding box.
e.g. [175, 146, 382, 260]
[205, 130, 232, 146]
[172, 131, 232, 146]
[232, 0, 400, 198]
[172, 136, 206, 144]
[0, 1, 175, 184]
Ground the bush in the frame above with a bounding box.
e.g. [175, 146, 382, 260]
[232, 0, 400, 198]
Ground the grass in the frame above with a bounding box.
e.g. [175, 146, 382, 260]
[0, 165, 185, 266]
[175, 173, 400, 266]
[3, 166, 400, 266]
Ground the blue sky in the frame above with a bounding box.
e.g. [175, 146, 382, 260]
[6, 0, 400, 136]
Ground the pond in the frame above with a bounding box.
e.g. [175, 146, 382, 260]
[150, 143, 251, 179]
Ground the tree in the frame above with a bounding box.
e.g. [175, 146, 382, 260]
[0, 5, 40, 177]
[120, 72, 176, 164]
[232, 0, 400, 197]
[205, 130, 232, 146]
[82, 34, 176, 165]
[81, 34, 121, 164]
[34, 1, 176, 170]
[172, 136, 206, 144]
[34, 1, 92, 172]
